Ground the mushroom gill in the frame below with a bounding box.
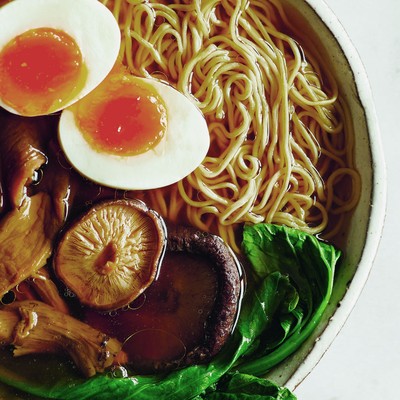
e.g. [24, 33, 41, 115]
[54, 199, 167, 311]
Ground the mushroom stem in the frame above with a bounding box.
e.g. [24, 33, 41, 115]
[29, 268, 70, 314]
[95, 241, 118, 275]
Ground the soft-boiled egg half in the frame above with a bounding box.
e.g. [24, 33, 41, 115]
[0, 0, 120, 117]
[59, 69, 210, 190]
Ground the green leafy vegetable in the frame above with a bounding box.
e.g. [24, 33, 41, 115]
[0, 224, 341, 400]
[199, 372, 297, 399]
[238, 223, 340, 375]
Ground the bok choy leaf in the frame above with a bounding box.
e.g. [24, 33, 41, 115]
[237, 223, 340, 375]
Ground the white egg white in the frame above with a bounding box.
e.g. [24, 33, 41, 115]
[58, 78, 210, 190]
[0, 0, 120, 116]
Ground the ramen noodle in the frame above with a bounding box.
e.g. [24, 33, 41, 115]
[102, 0, 361, 253]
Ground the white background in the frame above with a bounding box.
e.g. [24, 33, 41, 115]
[295, 0, 400, 399]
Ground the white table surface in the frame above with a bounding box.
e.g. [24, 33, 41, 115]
[295, 0, 400, 399]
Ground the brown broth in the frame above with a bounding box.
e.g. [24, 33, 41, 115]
[83, 251, 219, 373]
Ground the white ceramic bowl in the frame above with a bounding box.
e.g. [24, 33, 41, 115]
[263, 0, 387, 390]
[0, 0, 386, 397]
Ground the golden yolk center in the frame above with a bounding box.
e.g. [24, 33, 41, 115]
[0, 27, 86, 116]
[75, 74, 167, 156]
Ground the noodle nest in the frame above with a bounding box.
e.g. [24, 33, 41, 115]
[103, 0, 361, 252]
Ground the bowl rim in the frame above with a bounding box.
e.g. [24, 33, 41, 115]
[286, 0, 387, 391]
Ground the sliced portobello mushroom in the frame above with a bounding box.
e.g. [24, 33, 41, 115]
[84, 225, 244, 373]
[53, 199, 167, 311]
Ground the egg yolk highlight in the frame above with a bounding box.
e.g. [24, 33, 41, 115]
[74, 73, 167, 156]
[0, 27, 86, 116]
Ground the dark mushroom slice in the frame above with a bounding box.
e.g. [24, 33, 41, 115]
[84, 225, 244, 373]
[166, 226, 243, 364]
[54, 199, 167, 311]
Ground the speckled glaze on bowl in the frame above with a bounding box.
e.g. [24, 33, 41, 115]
[263, 0, 387, 390]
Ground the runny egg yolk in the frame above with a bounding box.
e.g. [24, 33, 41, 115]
[0, 27, 86, 116]
[74, 73, 168, 156]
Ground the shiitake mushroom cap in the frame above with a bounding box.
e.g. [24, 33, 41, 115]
[53, 198, 167, 311]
